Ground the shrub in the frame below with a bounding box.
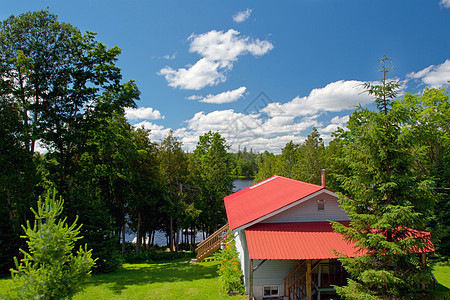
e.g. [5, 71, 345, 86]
[214, 232, 244, 294]
[122, 245, 195, 263]
[9, 190, 95, 299]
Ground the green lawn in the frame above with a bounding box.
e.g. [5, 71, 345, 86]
[1, 261, 449, 299]
[0, 260, 246, 300]
[434, 263, 450, 295]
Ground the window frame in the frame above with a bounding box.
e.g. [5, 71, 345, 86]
[317, 199, 325, 211]
[263, 285, 279, 298]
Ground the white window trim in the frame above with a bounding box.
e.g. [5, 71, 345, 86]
[263, 285, 279, 298]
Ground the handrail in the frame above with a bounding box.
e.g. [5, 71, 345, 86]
[195, 223, 229, 262]
[283, 262, 306, 299]
[283, 262, 305, 282]
[288, 273, 306, 290]
[196, 223, 229, 248]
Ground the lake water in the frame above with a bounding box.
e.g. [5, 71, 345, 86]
[127, 179, 254, 245]
[233, 178, 254, 191]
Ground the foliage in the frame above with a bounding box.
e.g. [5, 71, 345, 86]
[0, 10, 139, 274]
[254, 128, 328, 186]
[332, 56, 435, 299]
[214, 232, 245, 294]
[193, 131, 235, 235]
[393, 86, 450, 260]
[229, 146, 262, 178]
[158, 131, 192, 252]
[9, 190, 95, 299]
[0, 67, 40, 275]
[122, 248, 195, 263]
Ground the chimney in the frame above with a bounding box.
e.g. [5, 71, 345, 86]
[321, 169, 326, 187]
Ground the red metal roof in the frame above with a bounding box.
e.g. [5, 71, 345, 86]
[245, 222, 434, 260]
[225, 176, 325, 230]
[245, 221, 361, 260]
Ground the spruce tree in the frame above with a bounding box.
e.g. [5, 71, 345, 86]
[332, 56, 434, 299]
[10, 190, 95, 299]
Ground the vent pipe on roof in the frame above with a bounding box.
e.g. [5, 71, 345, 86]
[321, 169, 326, 187]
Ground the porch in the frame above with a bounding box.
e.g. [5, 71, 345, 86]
[249, 258, 346, 300]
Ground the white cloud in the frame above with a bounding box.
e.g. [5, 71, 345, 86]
[159, 29, 273, 90]
[189, 87, 247, 104]
[149, 78, 382, 153]
[179, 109, 320, 153]
[176, 81, 367, 152]
[330, 115, 349, 124]
[159, 58, 225, 90]
[262, 80, 371, 117]
[407, 59, 450, 88]
[187, 95, 202, 101]
[189, 29, 273, 64]
[34, 139, 49, 154]
[441, 0, 450, 8]
[125, 107, 165, 120]
[318, 115, 349, 134]
[133, 121, 172, 142]
[233, 8, 252, 23]
[163, 53, 176, 60]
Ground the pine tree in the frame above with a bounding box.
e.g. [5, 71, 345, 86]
[10, 190, 95, 299]
[332, 56, 434, 299]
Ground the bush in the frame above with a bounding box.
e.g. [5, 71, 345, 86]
[9, 190, 95, 299]
[122, 243, 195, 263]
[214, 232, 244, 294]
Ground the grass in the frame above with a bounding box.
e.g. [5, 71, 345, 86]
[0, 259, 246, 300]
[434, 263, 450, 295]
[1, 261, 449, 299]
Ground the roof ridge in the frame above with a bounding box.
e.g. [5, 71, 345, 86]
[274, 175, 323, 188]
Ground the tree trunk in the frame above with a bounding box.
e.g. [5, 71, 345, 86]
[122, 220, 126, 254]
[190, 225, 195, 251]
[175, 225, 180, 252]
[135, 211, 141, 254]
[143, 232, 147, 251]
[169, 216, 174, 252]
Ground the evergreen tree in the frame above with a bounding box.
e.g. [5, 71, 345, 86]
[393, 86, 450, 260]
[294, 127, 326, 185]
[332, 56, 434, 299]
[10, 190, 95, 299]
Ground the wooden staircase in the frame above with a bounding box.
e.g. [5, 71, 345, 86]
[195, 223, 229, 262]
[284, 262, 307, 300]
[284, 261, 321, 300]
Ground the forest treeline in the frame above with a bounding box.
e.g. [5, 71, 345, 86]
[0, 10, 238, 274]
[0, 9, 448, 281]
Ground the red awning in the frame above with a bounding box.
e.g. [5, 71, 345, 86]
[245, 222, 434, 260]
[246, 221, 360, 260]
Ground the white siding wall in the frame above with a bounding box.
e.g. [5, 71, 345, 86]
[262, 192, 349, 223]
[252, 260, 297, 299]
[234, 229, 250, 288]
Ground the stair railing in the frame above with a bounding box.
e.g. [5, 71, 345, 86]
[196, 223, 229, 262]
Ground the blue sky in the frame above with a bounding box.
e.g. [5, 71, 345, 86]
[3, 1, 450, 152]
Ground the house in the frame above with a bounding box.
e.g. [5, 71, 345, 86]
[222, 174, 433, 300]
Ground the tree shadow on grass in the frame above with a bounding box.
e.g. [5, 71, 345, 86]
[85, 261, 220, 295]
[435, 282, 450, 294]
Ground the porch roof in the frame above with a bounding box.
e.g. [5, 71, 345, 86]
[245, 221, 434, 260]
[246, 221, 360, 260]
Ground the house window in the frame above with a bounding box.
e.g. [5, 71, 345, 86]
[263, 286, 279, 298]
[317, 199, 325, 211]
